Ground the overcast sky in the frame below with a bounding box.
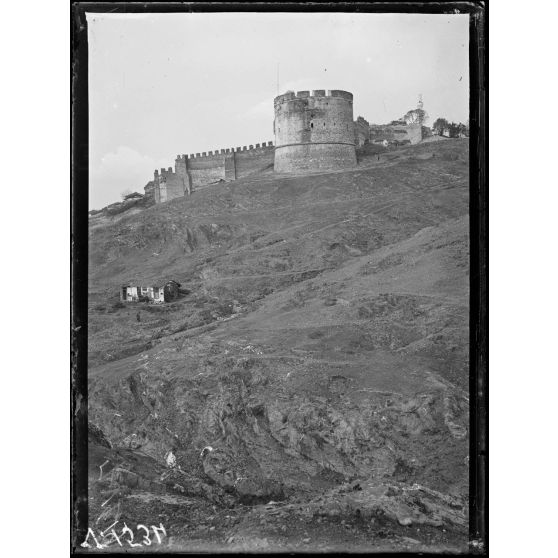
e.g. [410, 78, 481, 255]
[87, 12, 469, 209]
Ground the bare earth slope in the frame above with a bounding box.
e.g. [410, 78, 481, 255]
[86, 139, 469, 553]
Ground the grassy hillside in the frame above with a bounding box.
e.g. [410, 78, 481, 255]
[87, 139, 470, 552]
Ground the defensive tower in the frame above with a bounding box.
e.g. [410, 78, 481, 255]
[273, 89, 357, 173]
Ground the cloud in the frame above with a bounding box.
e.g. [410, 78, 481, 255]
[90, 146, 166, 209]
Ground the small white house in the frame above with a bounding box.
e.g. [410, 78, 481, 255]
[120, 285, 165, 303]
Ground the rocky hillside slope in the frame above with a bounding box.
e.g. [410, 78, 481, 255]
[86, 139, 470, 552]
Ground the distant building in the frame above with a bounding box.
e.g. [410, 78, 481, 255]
[369, 122, 422, 145]
[120, 280, 182, 303]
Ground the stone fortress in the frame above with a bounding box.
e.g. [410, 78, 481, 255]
[145, 89, 423, 204]
[273, 90, 357, 172]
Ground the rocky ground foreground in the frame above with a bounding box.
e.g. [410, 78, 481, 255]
[81, 139, 471, 553]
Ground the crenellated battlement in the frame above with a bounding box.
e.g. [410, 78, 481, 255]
[154, 167, 174, 181]
[274, 89, 353, 106]
[173, 141, 274, 163]
[151, 140, 275, 201]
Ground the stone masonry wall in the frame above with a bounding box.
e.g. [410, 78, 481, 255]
[153, 167, 186, 204]
[172, 142, 274, 193]
[143, 180, 155, 202]
[273, 90, 357, 173]
[185, 153, 225, 188]
[233, 145, 275, 178]
[354, 116, 370, 147]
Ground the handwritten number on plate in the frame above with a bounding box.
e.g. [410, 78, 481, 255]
[122, 522, 142, 547]
[137, 524, 152, 545]
[151, 523, 167, 544]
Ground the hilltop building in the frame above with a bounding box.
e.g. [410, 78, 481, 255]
[273, 89, 357, 173]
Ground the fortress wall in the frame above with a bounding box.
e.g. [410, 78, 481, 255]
[165, 174, 187, 201]
[175, 155, 192, 195]
[143, 180, 155, 202]
[234, 145, 275, 178]
[150, 140, 276, 204]
[274, 90, 356, 172]
[354, 116, 370, 147]
[171, 142, 275, 191]
[158, 173, 186, 203]
[224, 152, 236, 180]
[274, 94, 355, 146]
[186, 153, 226, 188]
[275, 143, 357, 173]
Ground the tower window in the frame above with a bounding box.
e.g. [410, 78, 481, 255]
[310, 122, 314, 129]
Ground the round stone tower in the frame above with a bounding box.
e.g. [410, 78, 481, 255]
[273, 89, 357, 173]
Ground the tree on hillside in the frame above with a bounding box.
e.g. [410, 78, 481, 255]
[432, 118, 449, 136]
[453, 122, 468, 138]
[120, 188, 133, 200]
[457, 123, 467, 137]
[403, 108, 428, 126]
